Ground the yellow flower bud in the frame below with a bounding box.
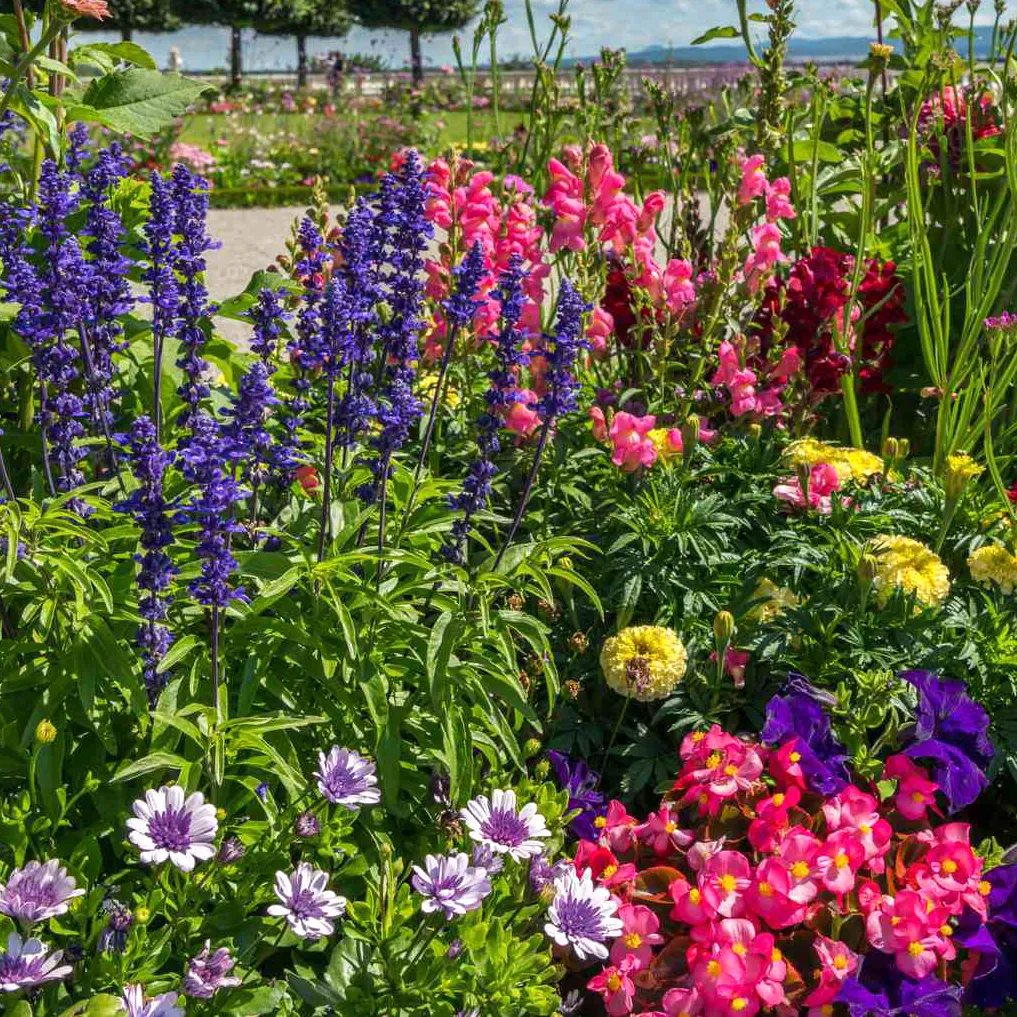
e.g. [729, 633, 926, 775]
[713, 611, 736, 645]
[35, 720, 57, 744]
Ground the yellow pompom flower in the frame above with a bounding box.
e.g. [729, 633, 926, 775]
[783, 439, 883, 485]
[600, 625, 687, 702]
[945, 453, 984, 499]
[748, 578, 801, 623]
[418, 372, 461, 410]
[648, 428, 682, 464]
[968, 544, 1017, 594]
[867, 535, 951, 608]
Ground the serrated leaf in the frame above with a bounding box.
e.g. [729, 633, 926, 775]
[69, 70, 213, 137]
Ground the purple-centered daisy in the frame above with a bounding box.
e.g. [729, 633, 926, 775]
[314, 746, 381, 809]
[268, 862, 346, 940]
[0, 932, 72, 992]
[126, 786, 218, 872]
[411, 853, 492, 920]
[121, 983, 185, 1017]
[460, 789, 550, 862]
[0, 860, 84, 926]
[182, 940, 242, 999]
[544, 867, 623, 962]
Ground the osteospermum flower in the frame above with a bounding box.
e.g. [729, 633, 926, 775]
[314, 746, 382, 809]
[0, 860, 84, 926]
[268, 862, 346, 939]
[544, 867, 623, 961]
[599, 625, 687, 702]
[121, 983, 184, 1017]
[182, 940, 242, 999]
[126, 786, 218, 872]
[461, 789, 550, 861]
[968, 544, 1017, 594]
[866, 535, 951, 609]
[411, 853, 492, 919]
[0, 932, 72, 992]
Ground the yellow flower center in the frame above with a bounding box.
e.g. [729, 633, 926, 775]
[758, 881, 773, 897]
[731, 998, 749, 1013]
[664, 821, 677, 833]
[980, 880, 992, 896]
[772, 948, 782, 963]
[706, 752, 722, 769]
[791, 861, 810, 879]
[834, 852, 850, 869]
[692, 731, 706, 743]
[911, 791, 926, 803]
[607, 974, 622, 991]
[771, 793, 785, 806]
[719, 874, 738, 893]
[908, 942, 924, 958]
[821, 1007, 834, 1017]
[625, 933, 642, 949]
[732, 943, 748, 956]
[594, 816, 607, 828]
[602, 865, 618, 878]
[942, 859, 958, 874]
[723, 764, 738, 776]
[689, 889, 702, 904]
[859, 823, 872, 834]
[891, 916, 901, 926]
[789, 751, 802, 763]
[940, 925, 953, 937]
[834, 956, 848, 970]
[707, 960, 721, 978]
[699, 794, 709, 806]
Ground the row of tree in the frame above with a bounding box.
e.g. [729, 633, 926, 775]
[83, 0, 481, 87]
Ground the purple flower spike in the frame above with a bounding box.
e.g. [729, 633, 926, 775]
[761, 671, 850, 794]
[899, 669, 993, 813]
[182, 940, 241, 999]
[314, 746, 381, 809]
[0, 932, 72, 992]
[0, 860, 84, 927]
[126, 785, 218, 872]
[411, 853, 491, 920]
[268, 862, 346, 940]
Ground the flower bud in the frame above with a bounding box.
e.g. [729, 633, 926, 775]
[945, 452, 984, 500]
[713, 610, 736, 646]
[133, 906, 151, 924]
[897, 438, 910, 459]
[681, 414, 700, 455]
[35, 719, 57, 744]
[564, 679, 581, 700]
[294, 811, 321, 838]
[523, 738, 542, 758]
[569, 631, 589, 653]
[881, 436, 899, 460]
[533, 759, 550, 780]
[747, 423, 762, 440]
[857, 553, 878, 585]
[215, 807, 227, 821]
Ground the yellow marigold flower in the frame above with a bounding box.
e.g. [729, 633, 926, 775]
[748, 578, 800, 623]
[418, 372, 461, 409]
[968, 544, 1017, 594]
[783, 439, 883, 485]
[867, 535, 951, 609]
[945, 452, 984, 499]
[648, 428, 682, 464]
[600, 625, 687, 702]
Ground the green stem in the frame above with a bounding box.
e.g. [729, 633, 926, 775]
[599, 694, 631, 773]
[0, 17, 64, 124]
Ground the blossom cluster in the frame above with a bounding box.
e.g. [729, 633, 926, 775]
[556, 672, 1005, 1017]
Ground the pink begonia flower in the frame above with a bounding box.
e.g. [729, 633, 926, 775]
[766, 177, 797, 221]
[884, 755, 940, 821]
[668, 874, 712, 926]
[587, 307, 615, 356]
[609, 412, 658, 472]
[821, 785, 893, 871]
[590, 406, 609, 443]
[588, 954, 638, 1017]
[803, 935, 859, 1006]
[748, 786, 800, 853]
[773, 463, 843, 515]
[661, 986, 704, 1017]
[701, 850, 753, 918]
[635, 805, 694, 856]
[775, 826, 823, 904]
[663, 259, 697, 315]
[609, 903, 664, 969]
[738, 152, 769, 206]
[814, 830, 866, 896]
[598, 799, 638, 853]
[504, 390, 541, 438]
[747, 856, 808, 928]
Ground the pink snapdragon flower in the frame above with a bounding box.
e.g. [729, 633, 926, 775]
[765, 177, 796, 221]
[738, 152, 769, 206]
[609, 412, 658, 471]
[773, 463, 843, 515]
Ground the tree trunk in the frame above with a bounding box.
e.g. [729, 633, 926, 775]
[230, 24, 242, 89]
[409, 25, 423, 86]
[121, 23, 133, 41]
[296, 32, 307, 88]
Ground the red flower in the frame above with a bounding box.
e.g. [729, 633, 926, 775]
[57, 0, 110, 18]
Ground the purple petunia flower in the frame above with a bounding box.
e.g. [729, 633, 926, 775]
[314, 746, 381, 809]
[0, 932, 72, 992]
[547, 750, 607, 841]
[411, 853, 491, 920]
[544, 867, 622, 962]
[126, 785, 218, 872]
[461, 789, 550, 862]
[837, 951, 963, 1017]
[268, 862, 346, 939]
[0, 860, 84, 927]
[898, 669, 993, 813]
[182, 940, 242, 999]
[121, 983, 184, 1017]
[761, 671, 850, 794]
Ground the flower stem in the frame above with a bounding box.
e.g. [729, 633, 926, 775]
[317, 376, 336, 563]
[0, 18, 63, 124]
[599, 694, 631, 773]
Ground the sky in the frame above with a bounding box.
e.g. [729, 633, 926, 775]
[84, 0, 1008, 72]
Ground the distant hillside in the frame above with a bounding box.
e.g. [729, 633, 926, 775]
[574, 25, 995, 66]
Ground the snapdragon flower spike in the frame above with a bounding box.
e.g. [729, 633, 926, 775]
[0, 932, 72, 991]
[0, 860, 84, 927]
[440, 257, 529, 564]
[80, 145, 134, 433]
[412, 853, 492, 920]
[178, 411, 247, 608]
[269, 862, 346, 939]
[171, 164, 219, 425]
[115, 415, 177, 703]
[359, 149, 433, 504]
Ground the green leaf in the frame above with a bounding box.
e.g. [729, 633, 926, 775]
[70, 41, 157, 71]
[68, 70, 213, 138]
[443, 705, 472, 804]
[426, 611, 459, 710]
[216, 270, 300, 321]
[113, 751, 188, 783]
[57, 994, 123, 1017]
[691, 25, 740, 44]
